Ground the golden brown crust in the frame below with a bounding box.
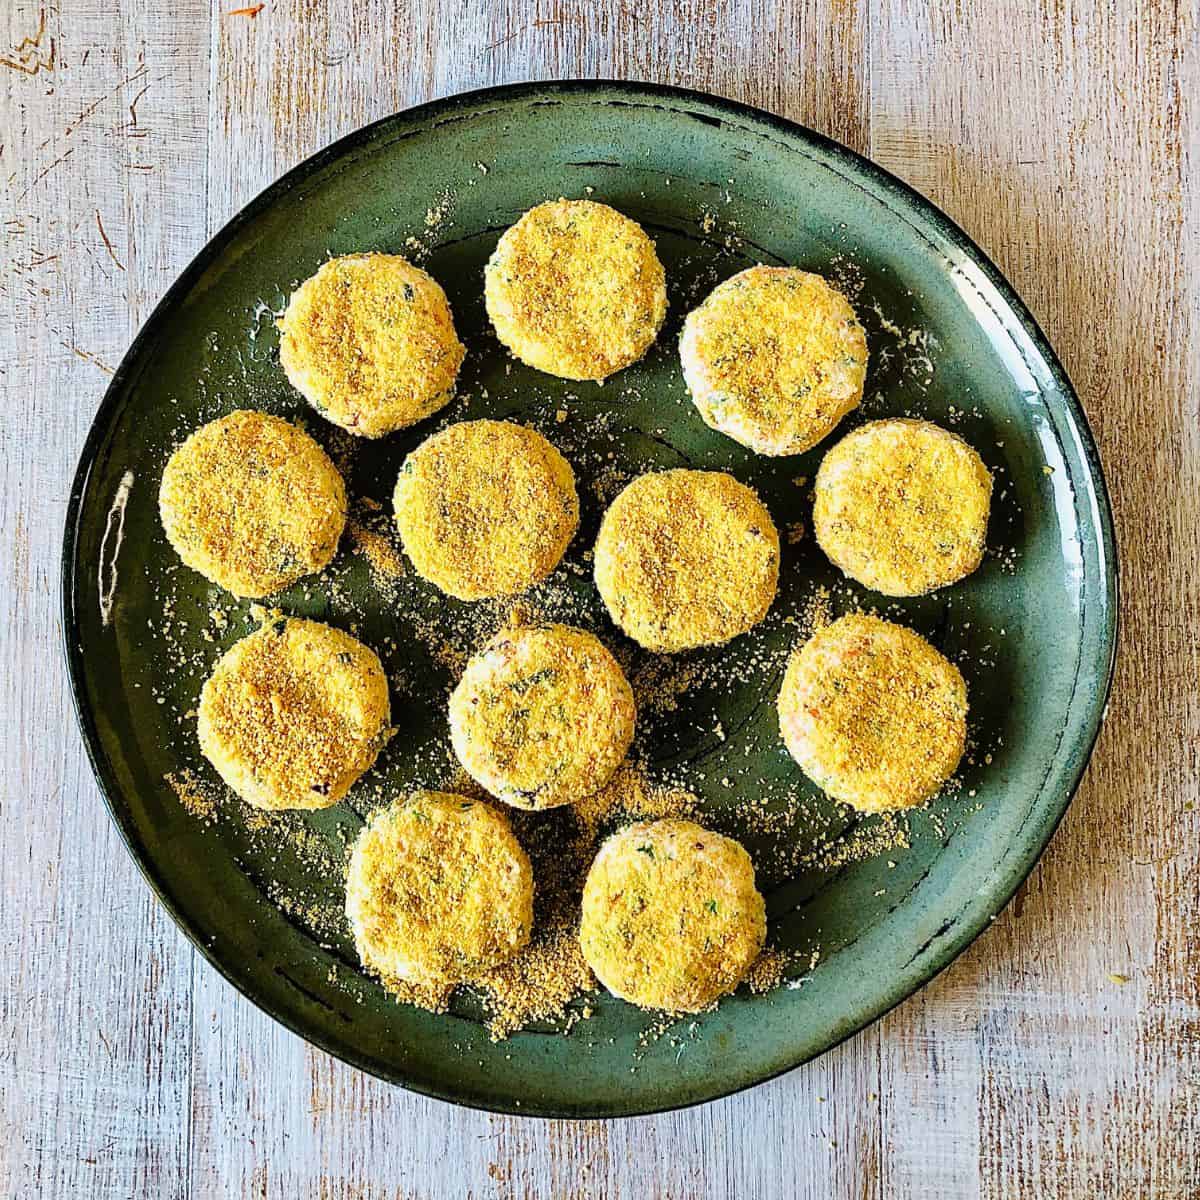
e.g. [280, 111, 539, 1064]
[197, 616, 391, 811]
[484, 199, 667, 381]
[278, 253, 465, 438]
[680, 267, 866, 455]
[593, 469, 779, 652]
[393, 420, 579, 600]
[158, 410, 347, 599]
[777, 614, 967, 812]
[449, 624, 636, 810]
[813, 418, 993, 596]
[345, 793, 533, 987]
[580, 818, 766, 1012]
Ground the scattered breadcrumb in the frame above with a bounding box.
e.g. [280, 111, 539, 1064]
[165, 768, 220, 822]
[746, 946, 793, 994]
[346, 515, 406, 584]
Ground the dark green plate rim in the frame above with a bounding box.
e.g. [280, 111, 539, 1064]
[61, 79, 1119, 1118]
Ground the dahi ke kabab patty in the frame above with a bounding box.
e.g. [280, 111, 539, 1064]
[580, 818, 766, 1013]
[198, 616, 391, 811]
[680, 266, 867, 456]
[778, 614, 967, 812]
[449, 623, 635, 811]
[278, 253, 465, 438]
[594, 469, 779, 652]
[484, 199, 667, 381]
[159, 409, 346, 599]
[813, 417, 993, 596]
[393, 419, 579, 600]
[346, 793, 534, 988]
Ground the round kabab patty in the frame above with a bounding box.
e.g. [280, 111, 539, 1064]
[278, 253, 465, 437]
[485, 199, 667, 381]
[159, 410, 346, 598]
[680, 266, 866, 455]
[345, 793, 534, 987]
[594, 469, 779, 652]
[449, 623, 635, 810]
[580, 818, 766, 1013]
[778, 613, 967, 812]
[394, 419, 579, 600]
[197, 616, 390, 811]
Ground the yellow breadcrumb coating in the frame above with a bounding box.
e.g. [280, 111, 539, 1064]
[449, 624, 635, 811]
[580, 818, 766, 1012]
[158, 410, 347, 599]
[198, 616, 391, 811]
[778, 614, 967, 812]
[680, 266, 867, 455]
[813, 418, 993, 596]
[484, 199, 667, 381]
[393, 420, 579, 600]
[594, 469, 779, 652]
[345, 793, 533, 987]
[278, 253, 465, 438]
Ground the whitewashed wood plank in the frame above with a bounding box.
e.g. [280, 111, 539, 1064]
[0, 1, 210, 1198]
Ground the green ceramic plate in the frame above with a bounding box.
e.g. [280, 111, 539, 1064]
[63, 81, 1117, 1117]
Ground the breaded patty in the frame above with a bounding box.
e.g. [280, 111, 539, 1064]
[394, 419, 579, 600]
[345, 792, 533, 987]
[580, 818, 766, 1012]
[484, 199, 667, 381]
[198, 616, 391, 810]
[813, 418, 993, 596]
[594, 469, 779, 652]
[449, 624, 635, 811]
[159, 410, 346, 599]
[278, 253, 465, 438]
[778, 614, 967, 812]
[680, 267, 867, 455]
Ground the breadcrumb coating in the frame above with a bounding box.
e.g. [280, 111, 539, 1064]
[278, 253, 465, 438]
[580, 818, 766, 1012]
[594, 469, 779, 652]
[680, 267, 866, 455]
[198, 616, 391, 811]
[345, 793, 533, 987]
[813, 418, 993, 596]
[394, 419, 579, 600]
[485, 199, 667, 381]
[159, 410, 346, 599]
[778, 614, 967, 812]
[449, 623, 635, 810]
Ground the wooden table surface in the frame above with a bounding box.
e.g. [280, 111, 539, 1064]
[2, 2, 1197, 1197]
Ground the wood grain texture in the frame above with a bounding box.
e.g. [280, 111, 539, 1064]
[1, 3, 208, 1199]
[1, 1, 1195, 1197]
